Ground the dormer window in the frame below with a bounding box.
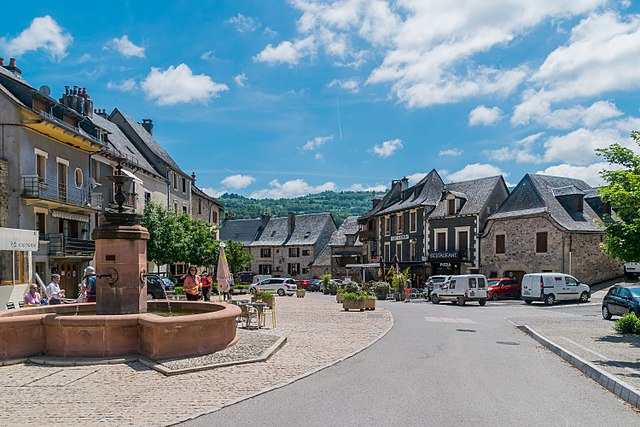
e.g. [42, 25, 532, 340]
[448, 199, 456, 215]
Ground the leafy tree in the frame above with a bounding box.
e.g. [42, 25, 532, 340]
[596, 131, 640, 262]
[223, 240, 253, 273]
[142, 203, 187, 269]
[184, 214, 218, 267]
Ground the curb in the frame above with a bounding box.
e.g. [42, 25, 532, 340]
[519, 325, 640, 409]
[168, 308, 395, 426]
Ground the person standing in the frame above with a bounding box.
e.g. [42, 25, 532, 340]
[84, 266, 97, 303]
[182, 266, 201, 301]
[46, 274, 65, 305]
[200, 272, 212, 301]
[24, 284, 42, 306]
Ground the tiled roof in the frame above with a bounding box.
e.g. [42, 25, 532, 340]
[488, 174, 603, 232]
[220, 218, 262, 246]
[329, 216, 362, 246]
[251, 213, 334, 246]
[89, 114, 159, 177]
[112, 109, 188, 176]
[374, 170, 445, 216]
[0, 66, 28, 85]
[431, 175, 504, 217]
[311, 244, 331, 267]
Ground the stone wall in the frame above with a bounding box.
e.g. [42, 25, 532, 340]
[480, 215, 621, 284]
[0, 159, 7, 227]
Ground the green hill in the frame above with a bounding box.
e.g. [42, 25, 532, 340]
[219, 190, 386, 225]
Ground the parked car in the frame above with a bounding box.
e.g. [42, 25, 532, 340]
[249, 278, 297, 296]
[426, 275, 450, 294]
[624, 262, 640, 280]
[237, 271, 255, 284]
[295, 279, 310, 289]
[308, 279, 324, 292]
[602, 285, 640, 319]
[146, 274, 176, 300]
[487, 277, 521, 300]
[521, 273, 590, 305]
[430, 274, 488, 306]
[252, 274, 272, 284]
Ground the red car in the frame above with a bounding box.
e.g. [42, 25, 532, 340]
[487, 278, 521, 300]
[295, 279, 310, 289]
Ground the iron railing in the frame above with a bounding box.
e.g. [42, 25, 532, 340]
[48, 233, 95, 257]
[22, 176, 102, 210]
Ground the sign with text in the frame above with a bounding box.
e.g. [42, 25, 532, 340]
[0, 227, 39, 252]
[390, 234, 409, 241]
[428, 250, 460, 261]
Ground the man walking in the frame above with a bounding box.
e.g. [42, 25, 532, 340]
[46, 274, 65, 305]
[200, 272, 212, 301]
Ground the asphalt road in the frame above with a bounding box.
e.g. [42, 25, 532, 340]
[180, 295, 639, 427]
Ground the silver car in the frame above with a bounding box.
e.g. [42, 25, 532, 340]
[249, 278, 297, 296]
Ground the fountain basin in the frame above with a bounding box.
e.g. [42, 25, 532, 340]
[0, 301, 241, 360]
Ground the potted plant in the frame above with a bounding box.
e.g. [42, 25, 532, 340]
[321, 274, 332, 295]
[364, 294, 376, 310]
[342, 292, 366, 311]
[296, 288, 306, 298]
[252, 292, 275, 309]
[373, 282, 390, 300]
[336, 288, 345, 303]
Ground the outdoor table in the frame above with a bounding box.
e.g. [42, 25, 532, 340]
[247, 302, 267, 328]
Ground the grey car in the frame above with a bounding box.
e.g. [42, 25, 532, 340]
[249, 278, 297, 296]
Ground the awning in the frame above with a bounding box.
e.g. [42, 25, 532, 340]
[121, 168, 143, 184]
[0, 227, 38, 251]
[345, 263, 379, 268]
[51, 210, 90, 223]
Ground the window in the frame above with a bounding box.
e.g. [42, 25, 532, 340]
[397, 214, 403, 234]
[302, 268, 309, 275]
[478, 277, 486, 289]
[469, 278, 477, 288]
[536, 232, 548, 253]
[449, 279, 456, 289]
[410, 240, 417, 261]
[35, 212, 46, 240]
[173, 172, 178, 190]
[260, 248, 271, 258]
[144, 191, 151, 205]
[448, 198, 456, 215]
[384, 243, 390, 262]
[91, 159, 101, 183]
[385, 217, 391, 236]
[56, 158, 69, 202]
[496, 235, 505, 254]
[259, 264, 271, 274]
[436, 232, 446, 251]
[410, 211, 417, 232]
[288, 263, 300, 276]
[396, 242, 402, 261]
[212, 210, 218, 224]
[174, 201, 178, 213]
[457, 230, 468, 258]
[565, 276, 578, 286]
[74, 168, 83, 188]
[289, 248, 300, 257]
[198, 199, 202, 215]
[302, 249, 310, 256]
[182, 177, 187, 193]
[35, 148, 47, 180]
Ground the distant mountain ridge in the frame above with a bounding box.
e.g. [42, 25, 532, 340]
[219, 190, 386, 226]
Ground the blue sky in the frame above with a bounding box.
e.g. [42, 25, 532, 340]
[3, 1, 640, 198]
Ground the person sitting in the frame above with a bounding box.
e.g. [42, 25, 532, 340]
[24, 284, 42, 306]
[84, 266, 97, 302]
[45, 274, 65, 305]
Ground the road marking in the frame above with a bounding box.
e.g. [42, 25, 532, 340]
[542, 302, 599, 309]
[424, 317, 475, 324]
[561, 337, 640, 376]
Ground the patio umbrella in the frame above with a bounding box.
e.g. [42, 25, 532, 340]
[217, 242, 231, 294]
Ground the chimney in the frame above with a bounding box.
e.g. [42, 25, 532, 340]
[261, 213, 270, 229]
[142, 119, 153, 135]
[287, 212, 296, 236]
[0, 58, 4, 66]
[4, 58, 22, 76]
[95, 108, 108, 119]
[191, 172, 196, 183]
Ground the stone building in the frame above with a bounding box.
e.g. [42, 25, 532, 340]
[190, 179, 223, 240]
[480, 174, 621, 284]
[328, 216, 363, 280]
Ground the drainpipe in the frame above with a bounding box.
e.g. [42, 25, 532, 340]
[569, 234, 573, 276]
[561, 236, 565, 273]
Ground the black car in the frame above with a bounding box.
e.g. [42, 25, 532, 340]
[146, 274, 176, 300]
[602, 285, 640, 319]
[308, 279, 324, 292]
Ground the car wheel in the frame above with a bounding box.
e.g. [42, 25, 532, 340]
[479, 299, 486, 306]
[602, 305, 612, 320]
[515, 292, 521, 299]
[544, 294, 555, 306]
[431, 295, 439, 304]
[458, 297, 465, 306]
[524, 299, 532, 305]
[492, 293, 499, 301]
[147, 293, 153, 301]
[277, 289, 285, 296]
[579, 292, 589, 303]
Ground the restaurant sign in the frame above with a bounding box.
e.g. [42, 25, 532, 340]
[428, 250, 460, 261]
[390, 234, 409, 241]
[0, 227, 39, 252]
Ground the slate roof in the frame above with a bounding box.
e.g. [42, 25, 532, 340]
[192, 185, 223, 207]
[0, 65, 29, 85]
[251, 213, 334, 246]
[311, 244, 331, 267]
[430, 175, 504, 217]
[111, 108, 189, 176]
[220, 218, 262, 246]
[89, 113, 159, 177]
[370, 170, 445, 217]
[329, 216, 362, 246]
[488, 174, 603, 232]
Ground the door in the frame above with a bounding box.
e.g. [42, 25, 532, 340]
[561, 276, 580, 301]
[616, 288, 633, 315]
[57, 162, 68, 202]
[57, 262, 79, 298]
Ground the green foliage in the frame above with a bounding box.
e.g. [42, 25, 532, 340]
[219, 190, 385, 226]
[344, 282, 359, 293]
[373, 282, 391, 300]
[614, 313, 640, 334]
[596, 131, 640, 262]
[257, 292, 274, 299]
[224, 240, 253, 273]
[343, 292, 365, 301]
[175, 286, 185, 296]
[142, 203, 188, 267]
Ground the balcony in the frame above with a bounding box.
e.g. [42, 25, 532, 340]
[359, 229, 376, 242]
[22, 176, 102, 212]
[48, 233, 95, 257]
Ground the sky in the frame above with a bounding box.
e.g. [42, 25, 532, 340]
[2, 1, 640, 198]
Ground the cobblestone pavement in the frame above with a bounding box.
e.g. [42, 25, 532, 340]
[0, 294, 392, 426]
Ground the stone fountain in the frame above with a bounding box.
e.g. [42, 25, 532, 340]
[0, 162, 240, 361]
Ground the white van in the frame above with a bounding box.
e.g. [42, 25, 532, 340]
[430, 274, 488, 306]
[521, 273, 590, 305]
[624, 262, 640, 280]
[252, 274, 272, 284]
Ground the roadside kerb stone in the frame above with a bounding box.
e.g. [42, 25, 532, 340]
[519, 324, 640, 409]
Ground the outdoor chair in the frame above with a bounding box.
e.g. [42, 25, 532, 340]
[386, 290, 395, 300]
[409, 288, 420, 300]
[237, 304, 259, 329]
[260, 303, 276, 329]
[6, 302, 15, 309]
[18, 301, 24, 308]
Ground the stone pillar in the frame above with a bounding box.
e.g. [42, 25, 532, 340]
[92, 216, 150, 315]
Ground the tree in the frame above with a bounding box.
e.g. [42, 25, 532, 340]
[142, 203, 187, 269]
[223, 240, 253, 273]
[596, 131, 640, 262]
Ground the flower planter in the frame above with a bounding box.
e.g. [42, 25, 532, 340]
[252, 295, 275, 309]
[336, 293, 345, 303]
[296, 289, 305, 298]
[364, 298, 376, 310]
[343, 299, 366, 311]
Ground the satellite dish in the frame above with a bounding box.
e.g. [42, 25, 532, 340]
[39, 85, 51, 97]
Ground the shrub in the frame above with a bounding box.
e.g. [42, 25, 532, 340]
[344, 282, 359, 294]
[373, 282, 390, 300]
[257, 292, 274, 299]
[343, 292, 365, 301]
[614, 313, 640, 334]
[175, 286, 185, 296]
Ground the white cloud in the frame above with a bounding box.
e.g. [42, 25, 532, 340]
[315, 153, 324, 160]
[328, 78, 360, 92]
[226, 13, 260, 32]
[438, 149, 463, 157]
[107, 78, 137, 92]
[254, 36, 316, 65]
[348, 183, 388, 191]
[372, 138, 403, 158]
[406, 172, 428, 184]
[141, 64, 229, 105]
[264, 27, 277, 37]
[444, 163, 506, 182]
[250, 179, 336, 199]
[514, 99, 624, 129]
[513, 12, 640, 125]
[234, 73, 247, 87]
[486, 132, 545, 164]
[469, 105, 502, 126]
[221, 174, 255, 190]
[542, 127, 624, 165]
[201, 50, 215, 60]
[303, 135, 333, 151]
[201, 187, 226, 198]
[110, 35, 145, 58]
[535, 162, 614, 186]
[0, 15, 72, 61]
